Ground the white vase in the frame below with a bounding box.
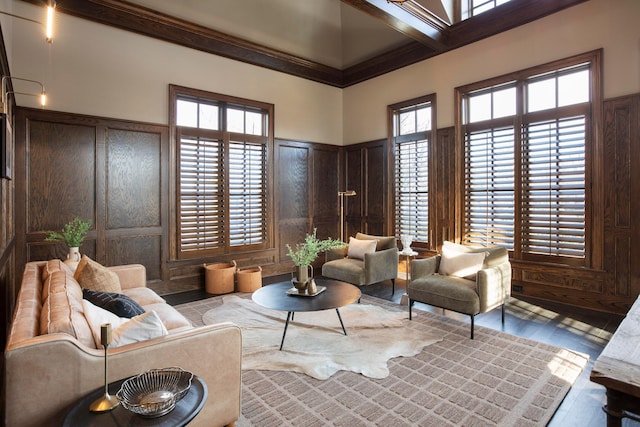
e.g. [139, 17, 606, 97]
[64, 246, 81, 271]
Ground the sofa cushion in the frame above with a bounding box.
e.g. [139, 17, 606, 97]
[355, 232, 396, 251]
[439, 245, 487, 279]
[82, 299, 168, 348]
[122, 287, 166, 306]
[41, 260, 73, 300]
[82, 288, 145, 318]
[74, 255, 122, 293]
[442, 241, 508, 269]
[321, 258, 366, 286]
[347, 237, 377, 260]
[40, 271, 95, 348]
[142, 302, 192, 331]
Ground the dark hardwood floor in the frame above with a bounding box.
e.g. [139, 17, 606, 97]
[164, 275, 638, 427]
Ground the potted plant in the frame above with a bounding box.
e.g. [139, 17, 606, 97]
[286, 228, 344, 288]
[45, 217, 92, 265]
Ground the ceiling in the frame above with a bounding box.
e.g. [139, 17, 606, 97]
[21, 0, 588, 87]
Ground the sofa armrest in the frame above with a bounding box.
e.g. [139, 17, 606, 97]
[108, 264, 146, 289]
[4, 323, 242, 427]
[411, 256, 440, 280]
[476, 262, 512, 313]
[364, 247, 398, 284]
[325, 245, 348, 262]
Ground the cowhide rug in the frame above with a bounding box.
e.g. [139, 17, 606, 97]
[202, 295, 442, 380]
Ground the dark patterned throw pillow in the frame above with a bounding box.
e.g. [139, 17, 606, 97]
[82, 288, 146, 318]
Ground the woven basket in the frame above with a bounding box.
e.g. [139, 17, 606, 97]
[203, 261, 236, 294]
[236, 266, 262, 293]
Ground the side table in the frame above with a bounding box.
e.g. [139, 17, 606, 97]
[63, 375, 207, 427]
[399, 249, 418, 306]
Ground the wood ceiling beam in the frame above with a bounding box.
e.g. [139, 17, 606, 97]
[341, 0, 449, 51]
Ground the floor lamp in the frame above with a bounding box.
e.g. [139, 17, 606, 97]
[338, 190, 356, 242]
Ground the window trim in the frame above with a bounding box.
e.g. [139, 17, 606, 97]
[454, 49, 603, 268]
[169, 84, 274, 260]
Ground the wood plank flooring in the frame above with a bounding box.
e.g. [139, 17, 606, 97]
[164, 275, 639, 426]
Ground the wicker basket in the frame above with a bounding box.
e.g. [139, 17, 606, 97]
[236, 266, 262, 293]
[203, 261, 237, 294]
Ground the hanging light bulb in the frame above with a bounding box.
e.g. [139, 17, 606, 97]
[45, 3, 55, 43]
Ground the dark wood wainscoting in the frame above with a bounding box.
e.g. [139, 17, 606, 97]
[344, 139, 389, 237]
[14, 108, 168, 288]
[275, 139, 341, 273]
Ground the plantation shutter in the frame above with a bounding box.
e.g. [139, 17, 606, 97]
[522, 116, 586, 257]
[179, 136, 224, 252]
[464, 127, 515, 248]
[395, 139, 429, 242]
[228, 140, 267, 246]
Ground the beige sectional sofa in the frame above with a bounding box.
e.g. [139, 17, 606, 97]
[4, 260, 241, 427]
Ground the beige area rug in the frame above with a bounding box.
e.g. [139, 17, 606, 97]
[201, 295, 442, 380]
[175, 294, 589, 426]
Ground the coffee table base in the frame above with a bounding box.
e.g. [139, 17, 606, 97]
[281, 308, 347, 350]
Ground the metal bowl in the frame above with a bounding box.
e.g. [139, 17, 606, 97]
[116, 368, 194, 417]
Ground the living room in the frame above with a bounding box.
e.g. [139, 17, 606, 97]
[1, 0, 639, 425]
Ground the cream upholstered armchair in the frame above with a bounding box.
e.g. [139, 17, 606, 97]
[408, 241, 511, 339]
[322, 232, 398, 294]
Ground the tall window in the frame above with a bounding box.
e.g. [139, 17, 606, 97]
[171, 86, 273, 258]
[390, 95, 436, 245]
[458, 51, 600, 266]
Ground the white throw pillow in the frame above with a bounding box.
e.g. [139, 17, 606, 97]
[347, 237, 377, 260]
[82, 299, 167, 348]
[438, 247, 487, 279]
[112, 311, 168, 347]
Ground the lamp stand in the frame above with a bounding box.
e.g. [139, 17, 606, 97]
[338, 191, 356, 242]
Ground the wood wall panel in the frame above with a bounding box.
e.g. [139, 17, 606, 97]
[434, 127, 455, 248]
[274, 140, 340, 270]
[277, 143, 310, 220]
[107, 235, 162, 280]
[312, 146, 339, 222]
[107, 129, 161, 229]
[603, 94, 640, 302]
[345, 140, 388, 238]
[15, 108, 167, 285]
[27, 121, 96, 232]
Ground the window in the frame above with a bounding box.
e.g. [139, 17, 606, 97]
[463, 0, 512, 19]
[389, 95, 436, 245]
[458, 51, 601, 266]
[171, 86, 273, 258]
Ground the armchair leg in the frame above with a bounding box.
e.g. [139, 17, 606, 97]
[470, 315, 475, 339]
[501, 303, 505, 325]
[391, 278, 395, 296]
[409, 299, 413, 320]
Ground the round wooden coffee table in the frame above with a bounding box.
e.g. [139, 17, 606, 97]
[252, 279, 361, 350]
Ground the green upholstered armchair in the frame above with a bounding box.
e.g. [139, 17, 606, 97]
[408, 241, 511, 339]
[322, 232, 399, 294]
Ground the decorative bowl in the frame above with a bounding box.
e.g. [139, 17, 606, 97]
[116, 368, 194, 417]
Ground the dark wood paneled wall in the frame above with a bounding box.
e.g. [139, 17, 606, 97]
[275, 139, 341, 271]
[345, 139, 389, 237]
[14, 108, 168, 288]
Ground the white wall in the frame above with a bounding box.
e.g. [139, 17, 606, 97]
[8, 1, 343, 145]
[6, 0, 640, 146]
[343, 0, 640, 144]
